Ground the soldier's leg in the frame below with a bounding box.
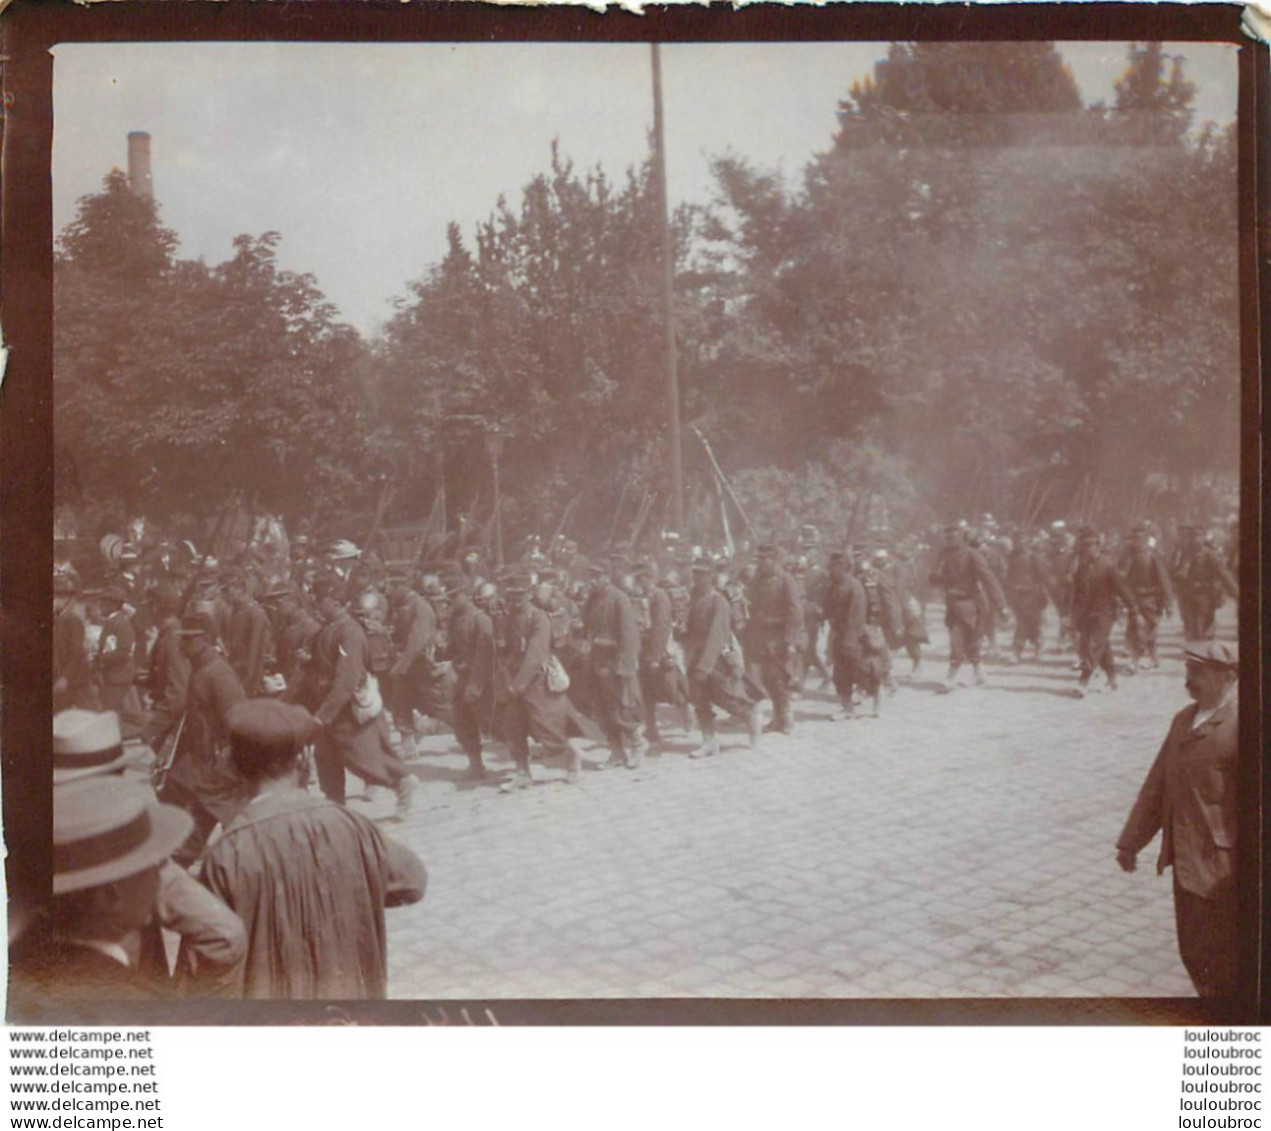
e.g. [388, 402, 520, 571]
[617, 675, 648, 766]
[1195, 599, 1217, 641]
[313, 730, 348, 805]
[498, 700, 533, 791]
[762, 651, 793, 733]
[453, 692, 486, 778]
[1143, 610, 1160, 666]
[1094, 617, 1118, 688]
[639, 665, 662, 742]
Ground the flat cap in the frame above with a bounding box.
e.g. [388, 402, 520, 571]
[227, 698, 317, 754]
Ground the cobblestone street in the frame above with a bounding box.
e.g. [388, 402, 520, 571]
[342, 611, 1235, 1000]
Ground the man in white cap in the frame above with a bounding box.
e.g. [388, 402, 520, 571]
[52, 708, 247, 995]
[11, 778, 193, 1005]
[1116, 641, 1241, 998]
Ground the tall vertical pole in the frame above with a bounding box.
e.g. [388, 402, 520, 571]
[432, 392, 447, 535]
[651, 43, 685, 535]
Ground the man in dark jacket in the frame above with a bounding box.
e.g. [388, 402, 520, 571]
[634, 562, 691, 743]
[161, 613, 249, 865]
[823, 553, 869, 720]
[585, 564, 648, 769]
[1116, 642, 1240, 998]
[928, 527, 1006, 692]
[1121, 523, 1175, 670]
[446, 577, 495, 780]
[1005, 535, 1051, 663]
[682, 560, 760, 758]
[746, 544, 803, 735]
[1069, 527, 1140, 698]
[225, 572, 273, 698]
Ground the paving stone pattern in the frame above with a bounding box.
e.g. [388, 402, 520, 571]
[340, 610, 1233, 1000]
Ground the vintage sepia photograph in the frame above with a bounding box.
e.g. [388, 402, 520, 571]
[7, 12, 1258, 1023]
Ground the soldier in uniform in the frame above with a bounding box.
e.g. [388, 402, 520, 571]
[823, 551, 868, 719]
[634, 561, 692, 743]
[143, 582, 189, 750]
[1174, 526, 1238, 642]
[853, 556, 903, 717]
[54, 567, 100, 713]
[90, 586, 146, 732]
[495, 574, 589, 791]
[446, 576, 496, 780]
[584, 562, 648, 769]
[928, 527, 1007, 692]
[1122, 522, 1175, 670]
[303, 576, 417, 817]
[384, 573, 443, 759]
[1005, 534, 1051, 664]
[792, 554, 831, 692]
[1069, 527, 1140, 698]
[746, 544, 803, 735]
[1043, 521, 1075, 651]
[682, 559, 761, 758]
[225, 572, 273, 698]
[265, 584, 321, 699]
[161, 613, 249, 865]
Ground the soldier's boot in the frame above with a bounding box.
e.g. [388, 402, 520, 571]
[745, 702, 763, 748]
[645, 707, 662, 744]
[597, 745, 626, 771]
[871, 690, 883, 718]
[499, 764, 534, 792]
[690, 722, 719, 760]
[564, 740, 584, 784]
[462, 751, 487, 781]
[1073, 677, 1090, 699]
[886, 674, 899, 697]
[939, 664, 960, 693]
[628, 727, 649, 769]
[393, 773, 418, 818]
[777, 703, 794, 735]
[831, 697, 857, 721]
[972, 663, 987, 687]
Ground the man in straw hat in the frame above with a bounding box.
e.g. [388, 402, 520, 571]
[51, 708, 247, 995]
[201, 699, 426, 999]
[1116, 641, 1241, 998]
[11, 778, 193, 1005]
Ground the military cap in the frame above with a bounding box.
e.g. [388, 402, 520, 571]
[1183, 641, 1238, 670]
[503, 573, 533, 594]
[310, 574, 346, 602]
[441, 574, 471, 597]
[178, 611, 217, 637]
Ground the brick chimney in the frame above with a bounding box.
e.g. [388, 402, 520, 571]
[127, 131, 153, 200]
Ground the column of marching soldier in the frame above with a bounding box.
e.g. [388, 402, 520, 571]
[53, 511, 1239, 806]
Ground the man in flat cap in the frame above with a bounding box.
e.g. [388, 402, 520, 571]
[1116, 642, 1240, 998]
[200, 699, 426, 999]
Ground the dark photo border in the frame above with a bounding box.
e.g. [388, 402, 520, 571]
[1, 0, 1264, 1026]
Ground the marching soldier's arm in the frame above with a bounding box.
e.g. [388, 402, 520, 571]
[780, 573, 803, 647]
[694, 595, 731, 677]
[315, 622, 365, 726]
[615, 597, 641, 677]
[469, 611, 495, 695]
[392, 598, 434, 676]
[647, 589, 674, 659]
[1109, 563, 1141, 617]
[510, 610, 552, 694]
[972, 554, 1007, 612]
[1153, 556, 1175, 613]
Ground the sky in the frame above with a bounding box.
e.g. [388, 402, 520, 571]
[52, 40, 1238, 337]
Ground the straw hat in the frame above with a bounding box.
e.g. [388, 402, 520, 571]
[53, 778, 192, 895]
[53, 710, 146, 785]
